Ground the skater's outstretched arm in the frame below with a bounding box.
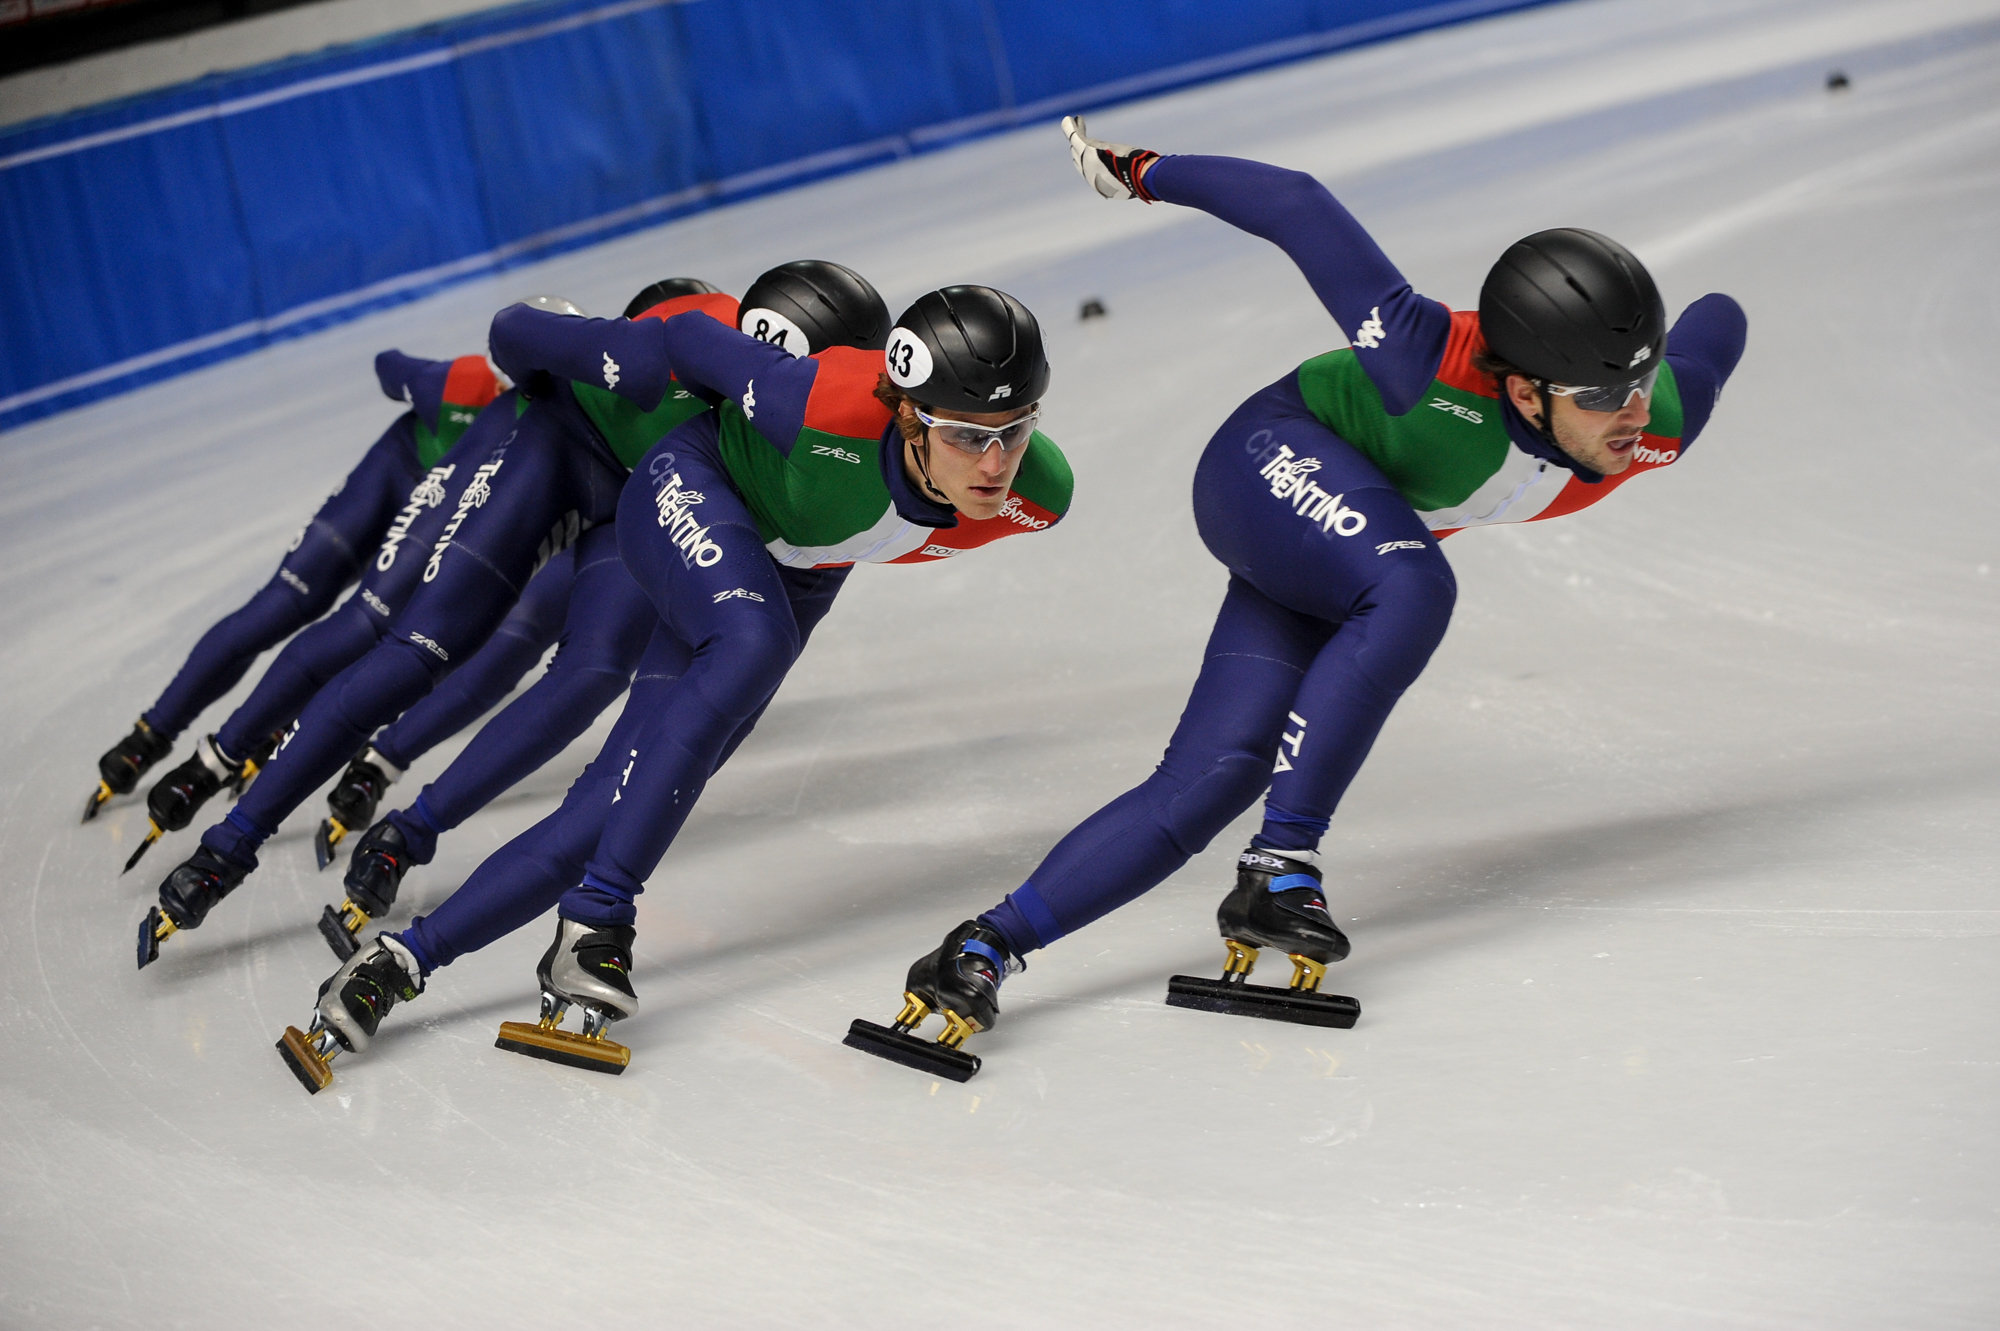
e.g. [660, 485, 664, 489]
[1661, 293, 1749, 448]
[1061, 118, 1449, 414]
[487, 294, 738, 414]
[1139, 155, 1449, 414]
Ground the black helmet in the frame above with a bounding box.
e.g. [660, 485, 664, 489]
[623, 277, 721, 319]
[738, 260, 889, 355]
[1478, 228, 1665, 386]
[885, 286, 1049, 413]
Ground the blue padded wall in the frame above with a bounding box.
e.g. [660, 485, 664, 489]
[0, 0, 1557, 427]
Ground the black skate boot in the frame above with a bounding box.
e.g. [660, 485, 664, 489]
[137, 845, 249, 968]
[277, 934, 424, 1094]
[314, 746, 400, 870]
[84, 718, 174, 822]
[495, 917, 638, 1074]
[845, 920, 1022, 1082]
[318, 818, 413, 960]
[1166, 847, 1360, 1028]
[121, 735, 251, 874]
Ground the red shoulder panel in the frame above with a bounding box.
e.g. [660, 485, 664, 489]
[1433, 308, 1495, 397]
[444, 355, 502, 409]
[884, 492, 1060, 564]
[803, 345, 894, 439]
[634, 292, 741, 326]
[1531, 430, 1684, 523]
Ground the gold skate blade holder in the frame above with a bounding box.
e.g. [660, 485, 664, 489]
[1287, 953, 1326, 993]
[83, 781, 114, 823]
[316, 900, 369, 960]
[1221, 939, 1259, 981]
[937, 1009, 981, 1050]
[495, 1019, 630, 1074]
[277, 1026, 338, 1094]
[891, 991, 931, 1030]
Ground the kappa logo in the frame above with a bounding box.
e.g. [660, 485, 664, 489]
[376, 464, 456, 572]
[278, 568, 311, 595]
[1428, 396, 1483, 424]
[1376, 540, 1427, 555]
[712, 588, 766, 603]
[611, 747, 637, 805]
[1632, 442, 1679, 464]
[811, 444, 861, 464]
[742, 380, 757, 419]
[997, 495, 1050, 530]
[601, 352, 621, 390]
[407, 631, 450, 662]
[653, 470, 725, 568]
[1273, 711, 1307, 774]
[1353, 306, 1387, 350]
[920, 544, 959, 558]
[1259, 446, 1367, 537]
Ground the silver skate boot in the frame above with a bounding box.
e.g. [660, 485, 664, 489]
[276, 934, 424, 1094]
[495, 916, 637, 1074]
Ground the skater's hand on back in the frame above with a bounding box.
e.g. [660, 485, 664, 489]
[1062, 115, 1160, 202]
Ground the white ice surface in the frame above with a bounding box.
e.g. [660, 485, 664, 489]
[4, 0, 1999, 1325]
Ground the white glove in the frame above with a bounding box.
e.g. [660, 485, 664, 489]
[1062, 115, 1161, 202]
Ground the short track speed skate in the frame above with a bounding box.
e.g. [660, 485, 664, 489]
[121, 733, 273, 873]
[315, 747, 399, 870]
[1166, 847, 1359, 1028]
[495, 918, 636, 1074]
[277, 934, 424, 1094]
[136, 846, 248, 968]
[83, 718, 174, 823]
[319, 818, 413, 960]
[845, 920, 1020, 1082]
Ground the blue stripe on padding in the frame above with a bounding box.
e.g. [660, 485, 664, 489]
[959, 938, 1006, 971]
[1268, 873, 1320, 893]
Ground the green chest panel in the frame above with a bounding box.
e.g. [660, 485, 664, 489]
[572, 381, 713, 471]
[713, 408, 895, 547]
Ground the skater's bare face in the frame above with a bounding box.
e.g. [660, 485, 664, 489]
[899, 402, 1034, 519]
[1506, 374, 1653, 476]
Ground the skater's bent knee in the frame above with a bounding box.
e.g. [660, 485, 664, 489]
[1159, 752, 1270, 855]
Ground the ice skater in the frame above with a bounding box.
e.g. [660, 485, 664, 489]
[139, 267, 887, 967]
[278, 281, 1075, 1091]
[847, 117, 1749, 1081]
[82, 350, 501, 824]
[315, 265, 913, 959]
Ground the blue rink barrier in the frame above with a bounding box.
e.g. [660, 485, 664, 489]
[0, 0, 1559, 429]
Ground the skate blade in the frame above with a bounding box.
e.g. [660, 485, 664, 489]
[121, 826, 162, 875]
[494, 1020, 629, 1074]
[276, 1026, 334, 1095]
[82, 783, 113, 823]
[313, 819, 346, 871]
[136, 907, 172, 970]
[842, 1018, 981, 1082]
[1164, 975, 1360, 1029]
[317, 904, 362, 961]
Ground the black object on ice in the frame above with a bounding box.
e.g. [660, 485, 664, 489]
[1079, 298, 1107, 320]
[843, 1018, 981, 1082]
[1164, 972, 1360, 1028]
